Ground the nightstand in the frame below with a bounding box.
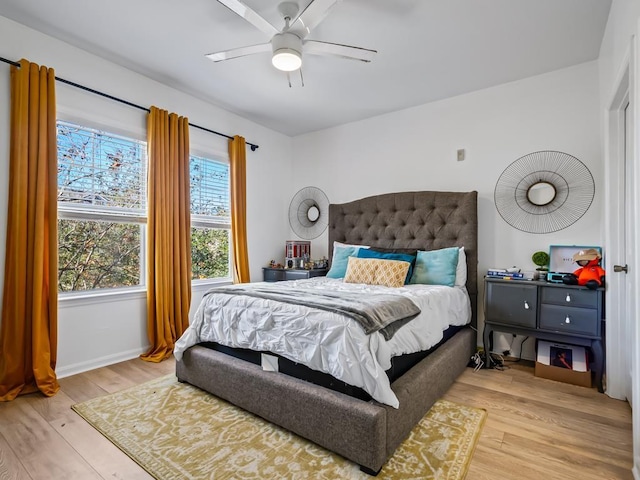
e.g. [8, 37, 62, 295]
[262, 267, 328, 282]
[483, 277, 604, 392]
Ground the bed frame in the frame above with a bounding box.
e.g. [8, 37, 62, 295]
[176, 190, 478, 475]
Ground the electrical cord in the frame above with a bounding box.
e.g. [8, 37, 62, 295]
[505, 336, 530, 363]
[488, 352, 509, 370]
[470, 352, 484, 372]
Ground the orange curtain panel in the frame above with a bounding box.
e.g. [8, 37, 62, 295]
[141, 106, 192, 363]
[0, 59, 59, 401]
[229, 135, 250, 284]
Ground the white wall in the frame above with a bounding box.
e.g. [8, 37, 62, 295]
[292, 61, 603, 357]
[599, 0, 640, 103]
[0, 15, 293, 376]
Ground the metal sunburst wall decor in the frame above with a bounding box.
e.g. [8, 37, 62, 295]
[494, 151, 595, 234]
[288, 186, 329, 240]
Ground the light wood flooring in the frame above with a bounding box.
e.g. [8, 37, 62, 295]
[0, 357, 633, 479]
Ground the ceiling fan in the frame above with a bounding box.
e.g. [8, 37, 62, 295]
[207, 0, 376, 78]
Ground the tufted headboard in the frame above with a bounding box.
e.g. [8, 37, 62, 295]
[328, 190, 478, 328]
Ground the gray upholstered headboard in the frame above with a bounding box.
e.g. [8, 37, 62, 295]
[328, 190, 478, 328]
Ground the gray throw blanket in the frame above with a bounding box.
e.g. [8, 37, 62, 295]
[206, 284, 421, 340]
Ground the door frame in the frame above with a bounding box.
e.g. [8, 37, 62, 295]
[633, 21, 640, 480]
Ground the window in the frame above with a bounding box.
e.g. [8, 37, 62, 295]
[190, 154, 231, 280]
[57, 121, 231, 293]
[57, 121, 147, 292]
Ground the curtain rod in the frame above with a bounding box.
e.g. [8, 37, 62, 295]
[0, 56, 259, 151]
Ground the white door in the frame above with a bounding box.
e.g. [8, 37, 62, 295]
[605, 64, 634, 402]
[622, 98, 634, 403]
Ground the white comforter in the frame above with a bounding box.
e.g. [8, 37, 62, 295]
[174, 277, 471, 408]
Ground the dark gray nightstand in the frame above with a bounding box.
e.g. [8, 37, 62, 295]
[262, 267, 329, 282]
[483, 277, 605, 392]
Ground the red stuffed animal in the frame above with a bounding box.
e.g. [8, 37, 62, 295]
[562, 248, 605, 290]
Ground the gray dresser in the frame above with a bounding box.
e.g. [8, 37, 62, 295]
[483, 277, 604, 391]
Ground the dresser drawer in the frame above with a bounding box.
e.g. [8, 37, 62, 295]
[541, 287, 598, 308]
[263, 268, 328, 282]
[486, 282, 537, 328]
[263, 269, 287, 282]
[284, 269, 315, 280]
[539, 304, 599, 336]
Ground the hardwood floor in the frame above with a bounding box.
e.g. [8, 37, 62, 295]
[0, 358, 632, 479]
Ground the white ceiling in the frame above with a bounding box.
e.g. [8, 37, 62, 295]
[0, 0, 612, 136]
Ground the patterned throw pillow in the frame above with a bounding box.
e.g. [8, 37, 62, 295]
[344, 257, 410, 288]
[356, 248, 416, 284]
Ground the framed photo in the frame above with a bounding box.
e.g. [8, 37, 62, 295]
[550, 345, 573, 369]
[548, 245, 602, 274]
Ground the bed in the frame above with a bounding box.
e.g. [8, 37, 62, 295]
[176, 190, 478, 475]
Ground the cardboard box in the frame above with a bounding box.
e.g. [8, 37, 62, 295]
[534, 362, 592, 388]
[537, 341, 588, 372]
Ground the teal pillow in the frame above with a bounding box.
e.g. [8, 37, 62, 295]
[326, 246, 360, 278]
[356, 249, 416, 284]
[410, 247, 460, 286]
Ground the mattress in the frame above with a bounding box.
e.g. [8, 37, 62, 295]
[198, 323, 466, 401]
[174, 277, 471, 407]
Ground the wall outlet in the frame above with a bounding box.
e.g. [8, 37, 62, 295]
[457, 148, 465, 161]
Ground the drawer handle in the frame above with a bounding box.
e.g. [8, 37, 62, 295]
[524, 301, 529, 310]
[565, 316, 571, 324]
[566, 294, 571, 303]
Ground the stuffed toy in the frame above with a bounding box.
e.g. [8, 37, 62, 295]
[562, 248, 605, 290]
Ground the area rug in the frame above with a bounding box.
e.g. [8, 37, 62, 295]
[72, 375, 486, 480]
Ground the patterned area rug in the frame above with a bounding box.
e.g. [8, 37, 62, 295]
[72, 375, 485, 480]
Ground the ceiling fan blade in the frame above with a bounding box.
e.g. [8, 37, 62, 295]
[205, 43, 271, 62]
[304, 40, 377, 62]
[290, 0, 339, 37]
[216, 0, 279, 37]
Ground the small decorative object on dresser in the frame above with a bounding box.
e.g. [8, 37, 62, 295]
[531, 250, 550, 280]
[263, 267, 328, 282]
[547, 244, 602, 284]
[285, 240, 311, 269]
[483, 276, 604, 391]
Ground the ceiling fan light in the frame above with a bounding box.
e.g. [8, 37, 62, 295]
[271, 32, 303, 71]
[272, 48, 302, 71]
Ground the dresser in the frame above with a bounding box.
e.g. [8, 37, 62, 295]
[262, 267, 328, 282]
[483, 277, 604, 392]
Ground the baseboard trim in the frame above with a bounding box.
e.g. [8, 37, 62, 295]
[56, 346, 149, 379]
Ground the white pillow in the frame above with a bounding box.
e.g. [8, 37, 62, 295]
[334, 241, 370, 249]
[455, 247, 467, 287]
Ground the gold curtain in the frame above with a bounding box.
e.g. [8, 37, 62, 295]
[141, 106, 191, 363]
[229, 136, 250, 284]
[0, 59, 59, 401]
